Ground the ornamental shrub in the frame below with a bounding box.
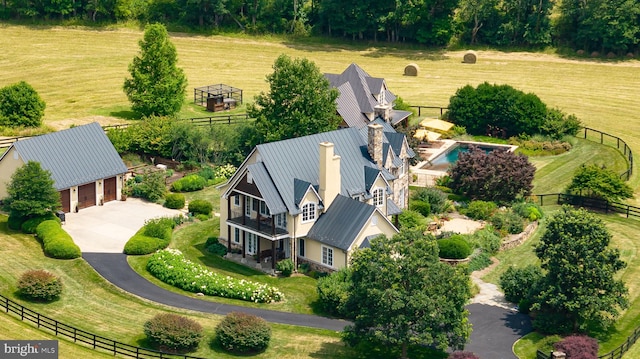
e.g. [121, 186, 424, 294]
[316, 268, 352, 318]
[276, 259, 294, 277]
[409, 200, 431, 217]
[129, 171, 166, 202]
[164, 193, 185, 209]
[171, 174, 206, 192]
[205, 237, 228, 256]
[448, 352, 480, 359]
[143, 218, 174, 240]
[144, 313, 203, 352]
[124, 234, 169, 255]
[21, 213, 59, 234]
[36, 220, 81, 259]
[411, 187, 450, 214]
[7, 214, 26, 231]
[215, 312, 271, 353]
[147, 249, 283, 302]
[17, 270, 63, 302]
[469, 226, 501, 254]
[437, 236, 472, 259]
[512, 201, 544, 221]
[397, 210, 427, 231]
[490, 210, 524, 234]
[464, 200, 497, 220]
[499, 265, 543, 304]
[188, 199, 212, 216]
[553, 335, 598, 359]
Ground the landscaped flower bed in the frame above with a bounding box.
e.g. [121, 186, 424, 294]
[147, 249, 284, 303]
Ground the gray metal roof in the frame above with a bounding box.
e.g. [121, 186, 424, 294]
[12, 122, 127, 190]
[364, 166, 381, 193]
[387, 198, 403, 215]
[247, 162, 287, 214]
[307, 195, 376, 250]
[325, 64, 399, 126]
[390, 110, 412, 126]
[256, 128, 378, 215]
[335, 83, 369, 128]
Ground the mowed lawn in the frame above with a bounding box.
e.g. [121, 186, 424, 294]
[1, 24, 640, 190]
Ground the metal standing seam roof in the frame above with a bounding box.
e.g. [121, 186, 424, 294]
[256, 128, 376, 215]
[335, 82, 369, 128]
[325, 64, 397, 122]
[306, 195, 376, 250]
[12, 122, 128, 190]
[246, 162, 287, 214]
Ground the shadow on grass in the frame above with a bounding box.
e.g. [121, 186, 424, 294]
[108, 109, 140, 120]
[208, 337, 268, 357]
[194, 242, 264, 278]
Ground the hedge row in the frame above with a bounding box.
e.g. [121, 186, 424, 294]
[35, 220, 81, 259]
[123, 217, 176, 255]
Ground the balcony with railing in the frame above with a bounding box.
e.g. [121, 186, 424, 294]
[227, 208, 288, 239]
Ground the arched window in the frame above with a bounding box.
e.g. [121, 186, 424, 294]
[302, 203, 316, 222]
[373, 188, 384, 207]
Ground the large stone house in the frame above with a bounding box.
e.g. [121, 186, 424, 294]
[219, 121, 414, 271]
[0, 122, 128, 213]
[325, 63, 412, 128]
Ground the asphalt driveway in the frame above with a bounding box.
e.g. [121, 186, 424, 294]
[64, 198, 183, 253]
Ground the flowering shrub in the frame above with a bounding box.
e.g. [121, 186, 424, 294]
[213, 164, 237, 179]
[17, 270, 63, 301]
[144, 313, 203, 352]
[147, 249, 284, 303]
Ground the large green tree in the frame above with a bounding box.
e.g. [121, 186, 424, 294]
[0, 81, 46, 128]
[248, 54, 340, 143]
[344, 230, 471, 358]
[123, 23, 187, 117]
[533, 207, 628, 333]
[2, 161, 61, 219]
[565, 164, 634, 203]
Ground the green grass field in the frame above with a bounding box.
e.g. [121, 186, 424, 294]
[2, 24, 640, 358]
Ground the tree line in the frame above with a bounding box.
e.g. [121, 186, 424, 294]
[2, 0, 639, 54]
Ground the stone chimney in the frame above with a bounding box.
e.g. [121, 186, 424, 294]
[368, 123, 383, 168]
[319, 142, 341, 211]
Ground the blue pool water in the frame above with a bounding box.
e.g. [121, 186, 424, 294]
[426, 143, 508, 171]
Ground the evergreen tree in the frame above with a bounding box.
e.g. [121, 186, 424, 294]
[3, 161, 61, 219]
[123, 23, 187, 117]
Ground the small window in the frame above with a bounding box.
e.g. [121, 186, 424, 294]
[259, 201, 270, 216]
[247, 172, 253, 184]
[373, 188, 384, 207]
[233, 195, 240, 207]
[275, 213, 287, 229]
[299, 238, 305, 257]
[302, 203, 316, 222]
[371, 216, 378, 226]
[234, 228, 240, 243]
[245, 196, 252, 216]
[322, 246, 333, 267]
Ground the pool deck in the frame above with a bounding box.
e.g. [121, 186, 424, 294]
[410, 140, 518, 187]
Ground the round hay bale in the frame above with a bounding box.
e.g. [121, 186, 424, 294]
[606, 52, 616, 59]
[404, 63, 420, 76]
[590, 51, 600, 58]
[626, 52, 635, 59]
[576, 49, 585, 56]
[462, 51, 477, 64]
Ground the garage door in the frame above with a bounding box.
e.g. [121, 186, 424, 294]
[104, 177, 117, 203]
[59, 189, 71, 213]
[78, 183, 96, 209]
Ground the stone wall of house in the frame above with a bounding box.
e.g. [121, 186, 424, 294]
[500, 221, 538, 251]
[297, 257, 335, 274]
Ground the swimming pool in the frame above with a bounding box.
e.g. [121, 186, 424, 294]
[422, 142, 516, 171]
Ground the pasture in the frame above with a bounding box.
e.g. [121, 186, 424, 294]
[2, 24, 640, 358]
[1, 25, 639, 190]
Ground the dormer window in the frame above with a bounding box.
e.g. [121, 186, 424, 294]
[302, 202, 316, 223]
[373, 188, 384, 207]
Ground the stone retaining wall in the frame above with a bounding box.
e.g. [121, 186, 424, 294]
[500, 221, 538, 251]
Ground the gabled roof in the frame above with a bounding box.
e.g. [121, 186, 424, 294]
[335, 82, 369, 128]
[326, 64, 395, 125]
[247, 162, 287, 214]
[254, 128, 388, 215]
[10, 122, 127, 190]
[306, 195, 376, 250]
